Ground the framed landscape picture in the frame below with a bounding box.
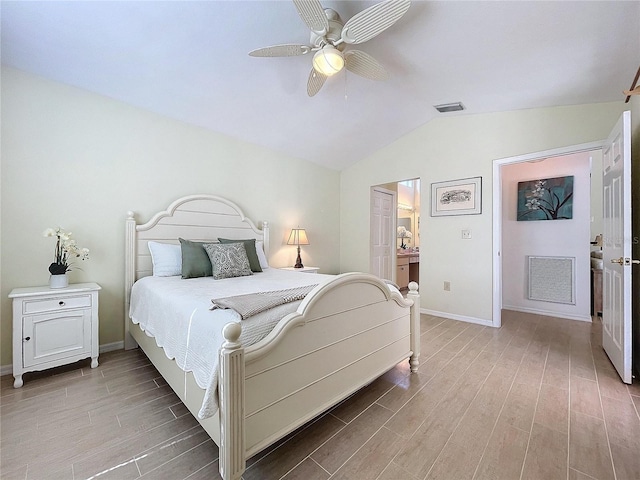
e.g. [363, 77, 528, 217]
[431, 176, 482, 217]
[517, 175, 574, 221]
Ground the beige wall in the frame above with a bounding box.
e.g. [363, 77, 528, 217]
[340, 102, 626, 323]
[0, 68, 341, 367]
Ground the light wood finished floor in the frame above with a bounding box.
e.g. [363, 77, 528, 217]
[2, 311, 640, 480]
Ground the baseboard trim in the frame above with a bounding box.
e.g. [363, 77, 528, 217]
[420, 308, 493, 327]
[100, 341, 125, 353]
[502, 305, 592, 323]
[0, 341, 126, 378]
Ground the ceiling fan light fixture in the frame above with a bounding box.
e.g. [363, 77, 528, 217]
[312, 46, 344, 76]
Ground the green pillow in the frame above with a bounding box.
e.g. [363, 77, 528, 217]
[217, 238, 262, 272]
[179, 238, 214, 278]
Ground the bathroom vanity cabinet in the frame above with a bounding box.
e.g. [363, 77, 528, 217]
[397, 253, 419, 289]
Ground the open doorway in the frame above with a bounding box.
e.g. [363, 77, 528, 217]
[492, 141, 603, 328]
[371, 178, 420, 290]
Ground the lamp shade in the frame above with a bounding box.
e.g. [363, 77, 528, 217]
[312, 46, 344, 77]
[287, 228, 310, 246]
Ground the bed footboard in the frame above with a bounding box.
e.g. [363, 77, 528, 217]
[217, 273, 419, 480]
[132, 277, 419, 480]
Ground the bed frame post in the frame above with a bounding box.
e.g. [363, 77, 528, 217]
[262, 221, 270, 258]
[407, 281, 420, 372]
[219, 323, 246, 480]
[124, 211, 138, 350]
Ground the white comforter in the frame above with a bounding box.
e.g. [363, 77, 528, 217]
[129, 268, 333, 419]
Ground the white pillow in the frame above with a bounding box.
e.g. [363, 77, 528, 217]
[256, 241, 269, 269]
[148, 241, 182, 277]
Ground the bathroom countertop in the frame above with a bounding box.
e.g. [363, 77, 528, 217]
[397, 251, 419, 257]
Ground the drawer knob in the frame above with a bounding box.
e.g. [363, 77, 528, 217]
[58, 301, 65, 306]
[24, 337, 31, 342]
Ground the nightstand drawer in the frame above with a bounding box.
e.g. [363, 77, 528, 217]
[23, 294, 92, 314]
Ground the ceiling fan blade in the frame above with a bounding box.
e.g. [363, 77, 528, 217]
[249, 44, 311, 57]
[307, 68, 327, 97]
[341, 0, 411, 45]
[292, 0, 328, 36]
[345, 50, 388, 81]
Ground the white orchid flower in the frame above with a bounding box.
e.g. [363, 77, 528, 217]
[45, 226, 90, 271]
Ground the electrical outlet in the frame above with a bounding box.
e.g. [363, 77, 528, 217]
[462, 229, 472, 239]
[444, 281, 451, 291]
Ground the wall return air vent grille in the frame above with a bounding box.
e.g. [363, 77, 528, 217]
[528, 256, 575, 305]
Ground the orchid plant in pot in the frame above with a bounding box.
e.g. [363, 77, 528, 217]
[44, 227, 89, 288]
[397, 226, 413, 250]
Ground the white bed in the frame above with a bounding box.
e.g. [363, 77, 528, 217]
[124, 194, 420, 480]
[130, 269, 340, 419]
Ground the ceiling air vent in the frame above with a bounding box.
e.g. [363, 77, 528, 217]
[434, 102, 465, 113]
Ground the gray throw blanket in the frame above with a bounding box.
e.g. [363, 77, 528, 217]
[210, 285, 317, 320]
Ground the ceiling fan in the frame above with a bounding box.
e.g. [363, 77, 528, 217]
[249, 0, 411, 97]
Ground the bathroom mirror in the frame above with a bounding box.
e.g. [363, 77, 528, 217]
[398, 218, 411, 231]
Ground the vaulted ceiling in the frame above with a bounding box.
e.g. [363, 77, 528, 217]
[2, 1, 638, 170]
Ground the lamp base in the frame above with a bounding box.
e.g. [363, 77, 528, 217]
[294, 246, 304, 268]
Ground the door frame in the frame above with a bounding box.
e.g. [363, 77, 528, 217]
[492, 141, 604, 327]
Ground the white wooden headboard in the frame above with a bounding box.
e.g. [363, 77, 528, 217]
[124, 194, 269, 348]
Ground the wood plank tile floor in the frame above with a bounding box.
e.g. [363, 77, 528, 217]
[2, 311, 640, 480]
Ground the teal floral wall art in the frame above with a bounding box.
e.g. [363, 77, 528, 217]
[517, 176, 574, 221]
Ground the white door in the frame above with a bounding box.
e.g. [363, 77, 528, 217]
[602, 110, 633, 384]
[370, 187, 395, 280]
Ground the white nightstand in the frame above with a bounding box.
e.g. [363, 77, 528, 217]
[279, 266, 320, 274]
[9, 282, 101, 388]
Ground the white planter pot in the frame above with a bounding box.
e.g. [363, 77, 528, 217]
[49, 273, 69, 289]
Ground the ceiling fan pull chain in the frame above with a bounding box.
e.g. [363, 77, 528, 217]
[344, 70, 348, 101]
